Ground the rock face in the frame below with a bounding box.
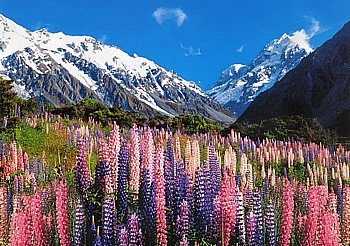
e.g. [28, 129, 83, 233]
[238, 21, 350, 137]
[208, 30, 312, 116]
[0, 14, 234, 122]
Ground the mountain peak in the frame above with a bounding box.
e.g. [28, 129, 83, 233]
[209, 29, 313, 116]
[265, 29, 313, 54]
[289, 29, 313, 53]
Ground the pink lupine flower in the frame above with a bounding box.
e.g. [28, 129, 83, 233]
[175, 136, 182, 162]
[10, 196, 32, 246]
[191, 140, 200, 172]
[318, 210, 341, 245]
[17, 145, 23, 172]
[155, 143, 167, 245]
[107, 122, 120, 193]
[129, 123, 141, 194]
[342, 185, 350, 244]
[279, 179, 294, 246]
[30, 190, 47, 245]
[23, 151, 29, 172]
[56, 181, 72, 246]
[184, 139, 192, 176]
[0, 187, 8, 244]
[141, 127, 154, 180]
[220, 173, 237, 246]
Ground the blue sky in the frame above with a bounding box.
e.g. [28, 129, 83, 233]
[1, 0, 350, 90]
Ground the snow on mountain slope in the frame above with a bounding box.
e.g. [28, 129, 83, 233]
[0, 14, 234, 122]
[208, 30, 313, 116]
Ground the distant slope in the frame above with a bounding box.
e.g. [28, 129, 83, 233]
[208, 30, 312, 116]
[0, 14, 234, 123]
[238, 21, 350, 137]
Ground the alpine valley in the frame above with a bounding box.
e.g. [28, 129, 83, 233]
[0, 14, 234, 123]
[208, 29, 313, 116]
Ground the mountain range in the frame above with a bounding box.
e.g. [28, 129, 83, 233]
[1, 14, 349, 136]
[0, 14, 234, 123]
[239, 21, 350, 137]
[208, 29, 313, 116]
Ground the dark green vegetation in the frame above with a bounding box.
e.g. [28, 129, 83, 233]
[229, 116, 341, 146]
[48, 98, 222, 134]
[0, 77, 39, 131]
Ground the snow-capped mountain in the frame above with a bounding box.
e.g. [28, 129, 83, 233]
[0, 14, 234, 122]
[208, 30, 313, 116]
[239, 20, 350, 137]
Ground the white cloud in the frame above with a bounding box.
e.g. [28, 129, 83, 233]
[180, 43, 202, 56]
[304, 16, 327, 39]
[153, 7, 187, 27]
[98, 34, 108, 43]
[236, 45, 245, 53]
[308, 17, 321, 38]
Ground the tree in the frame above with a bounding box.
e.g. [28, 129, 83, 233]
[0, 77, 17, 117]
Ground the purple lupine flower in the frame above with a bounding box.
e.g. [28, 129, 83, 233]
[19, 175, 24, 193]
[3, 116, 7, 128]
[246, 211, 256, 246]
[263, 177, 269, 199]
[128, 212, 142, 246]
[184, 175, 194, 236]
[102, 195, 115, 245]
[93, 160, 107, 191]
[37, 159, 43, 185]
[116, 141, 128, 223]
[30, 175, 36, 191]
[236, 192, 245, 245]
[139, 168, 156, 245]
[265, 203, 275, 246]
[203, 165, 215, 241]
[93, 227, 102, 246]
[6, 187, 12, 218]
[164, 137, 176, 242]
[14, 175, 19, 195]
[176, 200, 189, 243]
[252, 192, 264, 245]
[117, 226, 128, 246]
[74, 202, 85, 246]
[0, 138, 3, 156]
[336, 182, 343, 214]
[236, 173, 243, 190]
[210, 198, 221, 244]
[74, 137, 90, 196]
[174, 160, 186, 222]
[208, 145, 221, 196]
[194, 169, 206, 240]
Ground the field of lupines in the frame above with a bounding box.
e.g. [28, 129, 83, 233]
[0, 113, 350, 245]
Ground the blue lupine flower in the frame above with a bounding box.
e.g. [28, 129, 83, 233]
[74, 202, 85, 246]
[139, 168, 156, 245]
[265, 203, 275, 246]
[194, 168, 209, 240]
[208, 145, 221, 196]
[252, 192, 264, 245]
[116, 141, 128, 223]
[236, 192, 245, 245]
[102, 195, 115, 246]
